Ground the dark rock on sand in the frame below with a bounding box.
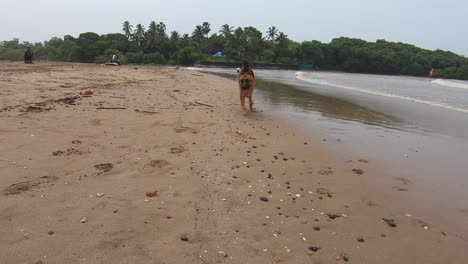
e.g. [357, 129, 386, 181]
[342, 254, 349, 261]
[383, 218, 397, 227]
[327, 213, 340, 220]
[260, 196, 269, 202]
[146, 191, 157, 197]
[308, 246, 321, 252]
[180, 234, 190, 242]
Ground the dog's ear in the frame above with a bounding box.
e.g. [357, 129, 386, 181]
[242, 62, 250, 72]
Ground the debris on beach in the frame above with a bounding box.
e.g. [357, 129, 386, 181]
[327, 213, 341, 220]
[341, 254, 350, 261]
[259, 196, 269, 202]
[96, 192, 105, 197]
[22, 103, 52, 113]
[55, 96, 79, 105]
[383, 218, 397, 227]
[180, 234, 190, 242]
[79, 90, 94, 95]
[308, 246, 321, 252]
[80, 217, 88, 223]
[146, 191, 157, 197]
[96, 106, 127, 110]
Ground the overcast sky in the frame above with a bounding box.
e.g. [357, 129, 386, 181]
[1, 0, 467, 55]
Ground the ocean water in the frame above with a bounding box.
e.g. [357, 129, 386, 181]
[191, 67, 468, 138]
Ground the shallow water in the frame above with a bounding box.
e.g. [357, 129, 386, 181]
[192, 67, 468, 138]
[194, 67, 468, 236]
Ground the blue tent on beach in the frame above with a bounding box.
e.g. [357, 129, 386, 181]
[212, 51, 225, 57]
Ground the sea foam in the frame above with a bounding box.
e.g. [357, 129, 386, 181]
[295, 72, 468, 114]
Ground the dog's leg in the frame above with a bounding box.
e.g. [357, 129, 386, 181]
[248, 95, 254, 112]
[240, 96, 247, 116]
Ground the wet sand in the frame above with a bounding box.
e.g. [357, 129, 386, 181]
[0, 61, 466, 263]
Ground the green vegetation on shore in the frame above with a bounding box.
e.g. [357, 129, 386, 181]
[1, 21, 467, 80]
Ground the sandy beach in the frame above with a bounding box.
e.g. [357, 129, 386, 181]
[0, 61, 466, 264]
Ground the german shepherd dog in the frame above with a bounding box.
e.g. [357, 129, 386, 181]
[238, 62, 255, 115]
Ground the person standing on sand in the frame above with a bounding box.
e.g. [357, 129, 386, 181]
[24, 47, 33, 64]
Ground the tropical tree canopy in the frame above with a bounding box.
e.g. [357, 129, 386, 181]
[1, 21, 467, 80]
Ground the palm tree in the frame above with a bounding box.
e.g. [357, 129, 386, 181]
[192, 25, 204, 44]
[274, 32, 289, 62]
[122, 21, 133, 40]
[155, 22, 168, 55]
[219, 24, 233, 38]
[133, 24, 146, 48]
[169, 31, 181, 52]
[148, 21, 157, 33]
[146, 21, 158, 52]
[201, 22, 211, 38]
[276, 32, 288, 49]
[170, 31, 180, 41]
[266, 26, 278, 41]
[155, 22, 167, 39]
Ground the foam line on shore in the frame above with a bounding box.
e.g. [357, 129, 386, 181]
[431, 79, 468, 90]
[296, 72, 468, 114]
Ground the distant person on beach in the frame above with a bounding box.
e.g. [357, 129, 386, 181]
[24, 47, 33, 64]
[109, 54, 120, 65]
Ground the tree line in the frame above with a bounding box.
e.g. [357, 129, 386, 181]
[1, 21, 467, 80]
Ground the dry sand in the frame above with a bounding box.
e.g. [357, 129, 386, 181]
[0, 61, 466, 264]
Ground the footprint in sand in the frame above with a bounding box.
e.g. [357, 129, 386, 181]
[175, 127, 199, 134]
[94, 163, 114, 172]
[392, 186, 409, 192]
[52, 148, 81, 156]
[3, 176, 58, 195]
[316, 187, 333, 196]
[170, 146, 185, 154]
[89, 119, 102, 126]
[148, 159, 169, 168]
[318, 170, 334, 175]
[411, 219, 430, 229]
[352, 169, 364, 175]
[393, 177, 412, 185]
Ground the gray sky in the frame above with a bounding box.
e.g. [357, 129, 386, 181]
[1, 0, 467, 55]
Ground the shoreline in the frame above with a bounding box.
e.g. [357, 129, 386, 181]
[0, 61, 466, 263]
